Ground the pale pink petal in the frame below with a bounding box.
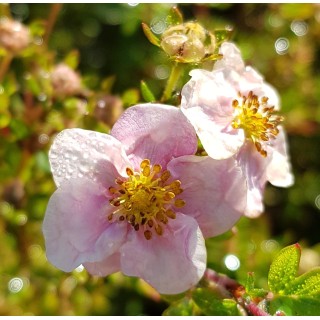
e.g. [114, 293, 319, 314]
[110, 103, 197, 169]
[167, 155, 246, 238]
[236, 143, 270, 218]
[181, 69, 245, 159]
[266, 127, 294, 187]
[42, 178, 127, 272]
[49, 128, 131, 188]
[120, 213, 206, 294]
[83, 253, 121, 276]
[214, 42, 245, 72]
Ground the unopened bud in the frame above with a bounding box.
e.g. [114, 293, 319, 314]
[0, 18, 30, 54]
[51, 63, 82, 98]
[160, 22, 216, 64]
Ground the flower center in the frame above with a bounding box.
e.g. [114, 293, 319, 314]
[108, 159, 185, 240]
[231, 91, 284, 157]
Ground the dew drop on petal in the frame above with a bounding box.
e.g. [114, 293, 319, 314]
[315, 194, 320, 210]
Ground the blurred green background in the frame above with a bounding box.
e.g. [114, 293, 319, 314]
[0, 3, 320, 315]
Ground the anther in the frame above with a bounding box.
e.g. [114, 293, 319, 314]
[147, 220, 154, 228]
[165, 209, 176, 219]
[126, 167, 134, 176]
[134, 224, 140, 231]
[155, 225, 163, 236]
[140, 159, 150, 169]
[174, 199, 186, 208]
[161, 170, 171, 182]
[144, 230, 152, 240]
[143, 165, 151, 177]
[107, 214, 113, 221]
[119, 216, 125, 221]
[153, 164, 162, 173]
[110, 199, 121, 207]
[108, 187, 117, 194]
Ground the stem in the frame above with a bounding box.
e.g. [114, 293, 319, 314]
[44, 3, 63, 46]
[160, 63, 183, 103]
[0, 53, 13, 83]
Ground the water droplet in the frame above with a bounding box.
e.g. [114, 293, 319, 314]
[261, 239, 279, 253]
[34, 36, 43, 46]
[275, 37, 289, 55]
[75, 264, 84, 272]
[97, 100, 106, 108]
[38, 93, 47, 102]
[79, 162, 90, 173]
[8, 277, 23, 293]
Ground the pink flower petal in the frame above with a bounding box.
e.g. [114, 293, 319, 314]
[111, 103, 198, 169]
[167, 155, 246, 237]
[181, 69, 245, 160]
[83, 253, 121, 276]
[42, 178, 127, 272]
[266, 127, 294, 187]
[236, 143, 270, 218]
[49, 128, 131, 188]
[120, 213, 206, 294]
[214, 42, 245, 72]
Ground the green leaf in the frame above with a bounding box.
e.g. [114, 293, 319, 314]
[268, 243, 301, 294]
[284, 267, 320, 296]
[246, 272, 255, 292]
[214, 29, 233, 46]
[162, 297, 197, 316]
[64, 50, 80, 69]
[192, 288, 240, 316]
[140, 80, 156, 102]
[122, 88, 140, 107]
[269, 295, 320, 316]
[166, 6, 183, 26]
[141, 23, 160, 47]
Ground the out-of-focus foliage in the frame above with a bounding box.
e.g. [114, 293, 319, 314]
[0, 3, 320, 315]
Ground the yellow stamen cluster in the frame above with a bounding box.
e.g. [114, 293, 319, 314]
[231, 91, 284, 157]
[108, 159, 185, 240]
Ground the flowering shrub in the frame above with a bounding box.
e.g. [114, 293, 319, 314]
[1, 3, 320, 316]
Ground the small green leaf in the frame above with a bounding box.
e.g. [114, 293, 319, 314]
[284, 267, 320, 296]
[246, 272, 255, 292]
[162, 297, 197, 316]
[269, 295, 320, 316]
[214, 29, 233, 46]
[141, 23, 160, 47]
[122, 88, 140, 107]
[192, 288, 240, 316]
[64, 50, 80, 69]
[166, 6, 183, 26]
[268, 243, 301, 294]
[140, 80, 156, 102]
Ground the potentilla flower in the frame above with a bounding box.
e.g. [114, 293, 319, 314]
[180, 42, 294, 217]
[43, 103, 247, 294]
[0, 18, 30, 54]
[51, 63, 82, 98]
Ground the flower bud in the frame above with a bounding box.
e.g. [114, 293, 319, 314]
[160, 22, 216, 63]
[0, 18, 30, 54]
[51, 63, 82, 98]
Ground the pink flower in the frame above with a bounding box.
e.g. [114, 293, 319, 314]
[43, 103, 247, 294]
[180, 42, 294, 217]
[51, 63, 82, 98]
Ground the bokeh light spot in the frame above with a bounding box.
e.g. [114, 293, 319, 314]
[275, 37, 289, 55]
[8, 278, 24, 293]
[291, 20, 308, 37]
[224, 254, 240, 271]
